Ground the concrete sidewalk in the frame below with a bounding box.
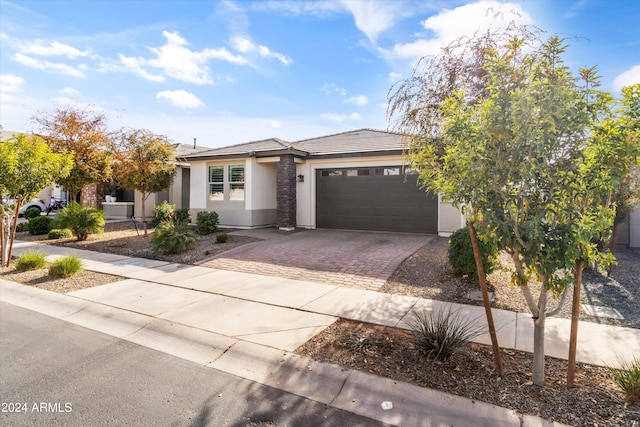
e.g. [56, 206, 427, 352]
[3, 240, 637, 426]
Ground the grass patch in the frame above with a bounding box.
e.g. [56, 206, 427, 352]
[15, 251, 46, 271]
[48, 255, 82, 278]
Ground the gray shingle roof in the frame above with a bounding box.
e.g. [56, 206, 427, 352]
[182, 129, 407, 160]
[185, 138, 293, 159]
[293, 129, 407, 156]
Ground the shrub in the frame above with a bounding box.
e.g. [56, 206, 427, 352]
[216, 233, 229, 243]
[612, 356, 640, 402]
[173, 207, 191, 225]
[196, 211, 219, 235]
[48, 228, 73, 240]
[24, 206, 42, 219]
[150, 201, 175, 228]
[407, 307, 485, 361]
[27, 216, 55, 235]
[15, 222, 28, 233]
[48, 255, 82, 278]
[448, 226, 498, 279]
[55, 202, 106, 241]
[15, 251, 46, 271]
[151, 221, 196, 254]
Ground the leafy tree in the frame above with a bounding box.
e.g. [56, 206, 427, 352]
[0, 133, 73, 266]
[114, 129, 177, 236]
[389, 28, 628, 386]
[32, 107, 114, 201]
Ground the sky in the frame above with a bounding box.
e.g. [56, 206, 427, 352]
[0, 0, 638, 148]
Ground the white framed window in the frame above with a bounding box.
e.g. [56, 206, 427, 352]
[208, 164, 245, 201]
[208, 166, 224, 201]
[228, 164, 245, 201]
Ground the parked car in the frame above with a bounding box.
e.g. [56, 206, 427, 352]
[1, 198, 47, 216]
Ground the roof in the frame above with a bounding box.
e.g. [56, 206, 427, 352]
[294, 129, 407, 156]
[183, 129, 407, 161]
[184, 138, 296, 160]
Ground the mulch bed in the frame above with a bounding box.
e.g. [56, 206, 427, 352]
[296, 319, 640, 427]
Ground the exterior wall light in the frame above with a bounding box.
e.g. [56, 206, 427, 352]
[297, 174, 304, 182]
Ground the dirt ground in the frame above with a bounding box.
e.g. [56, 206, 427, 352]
[4, 224, 639, 426]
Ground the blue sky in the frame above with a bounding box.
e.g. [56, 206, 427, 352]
[1, 0, 638, 148]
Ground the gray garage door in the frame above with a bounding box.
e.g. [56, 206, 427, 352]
[316, 166, 437, 233]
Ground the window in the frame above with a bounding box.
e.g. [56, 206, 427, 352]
[208, 166, 223, 201]
[228, 164, 245, 201]
[321, 169, 342, 177]
[374, 167, 400, 176]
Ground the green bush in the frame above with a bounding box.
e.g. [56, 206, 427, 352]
[55, 202, 106, 241]
[196, 211, 219, 235]
[15, 251, 46, 271]
[27, 216, 55, 235]
[173, 208, 191, 225]
[48, 255, 82, 278]
[151, 221, 196, 254]
[150, 201, 175, 228]
[24, 206, 42, 219]
[612, 356, 640, 402]
[448, 226, 498, 279]
[15, 222, 28, 233]
[48, 228, 73, 240]
[407, 308, 485, 361]
[216, 233, 229, 243]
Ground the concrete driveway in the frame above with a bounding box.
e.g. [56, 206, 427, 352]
[198, 228, 435, 290]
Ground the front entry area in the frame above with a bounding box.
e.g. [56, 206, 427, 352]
[316, 166, 438, 233]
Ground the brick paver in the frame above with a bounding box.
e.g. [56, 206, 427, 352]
[198, 228, 434, 290]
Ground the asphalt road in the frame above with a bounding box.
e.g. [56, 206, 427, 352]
[0, 302, 389, 427]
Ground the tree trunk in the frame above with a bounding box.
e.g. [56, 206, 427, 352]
[607, 221, 618, 277]
[141, 193, 148, 237]
[5, 196, 22, 268]
[567, 259, 584, 388]
[468, 221, 505, 377]
[532, 313, 546, 386]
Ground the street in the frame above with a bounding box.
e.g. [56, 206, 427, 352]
[0, 302, 388, 427]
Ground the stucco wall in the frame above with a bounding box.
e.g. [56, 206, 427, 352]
[188, 158, 277, 228]
[438, 195, 465, 237]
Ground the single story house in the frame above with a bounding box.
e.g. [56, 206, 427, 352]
[183, 129, 463, 236]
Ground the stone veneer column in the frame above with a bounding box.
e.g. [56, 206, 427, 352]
[276, 154, 297, 230]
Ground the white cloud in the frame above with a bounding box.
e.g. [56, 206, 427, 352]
[388, 72, 402, 83]
[20, 39, 91, 58]
[229, 36, 292, 65]
[58, 87, 81, 96]
[321, 112, 361, 122]
[321, 83, 347, 96]
[613, 65, 640, 91]
[250, 0, 344, 17]
[0, 74, 25, 93]
[119, 54, 165, 82]
[11, 53, 85, 77]
[344, 95, 369, 106]
[156, 90, 204, 109]
[340, 0, 410, 43]
[120, 30, 247, 85]
[382, 1, 533, 61]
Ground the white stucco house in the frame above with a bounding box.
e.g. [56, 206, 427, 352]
[183, 129, 462, 235]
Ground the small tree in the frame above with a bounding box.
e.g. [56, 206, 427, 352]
[0, 133, 73, 266]
[115, 129, 177, 236]
[33, 107, 114, 201]
[389, 27, 626, 386]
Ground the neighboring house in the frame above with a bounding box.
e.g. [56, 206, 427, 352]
[184, 128, 460, 235]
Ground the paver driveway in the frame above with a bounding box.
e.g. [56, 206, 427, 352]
[198, 228, 435, 290]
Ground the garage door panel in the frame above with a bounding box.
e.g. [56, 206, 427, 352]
[316, 167, 437, 233]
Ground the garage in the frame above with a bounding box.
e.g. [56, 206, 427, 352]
[316, 166, 438, 233]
